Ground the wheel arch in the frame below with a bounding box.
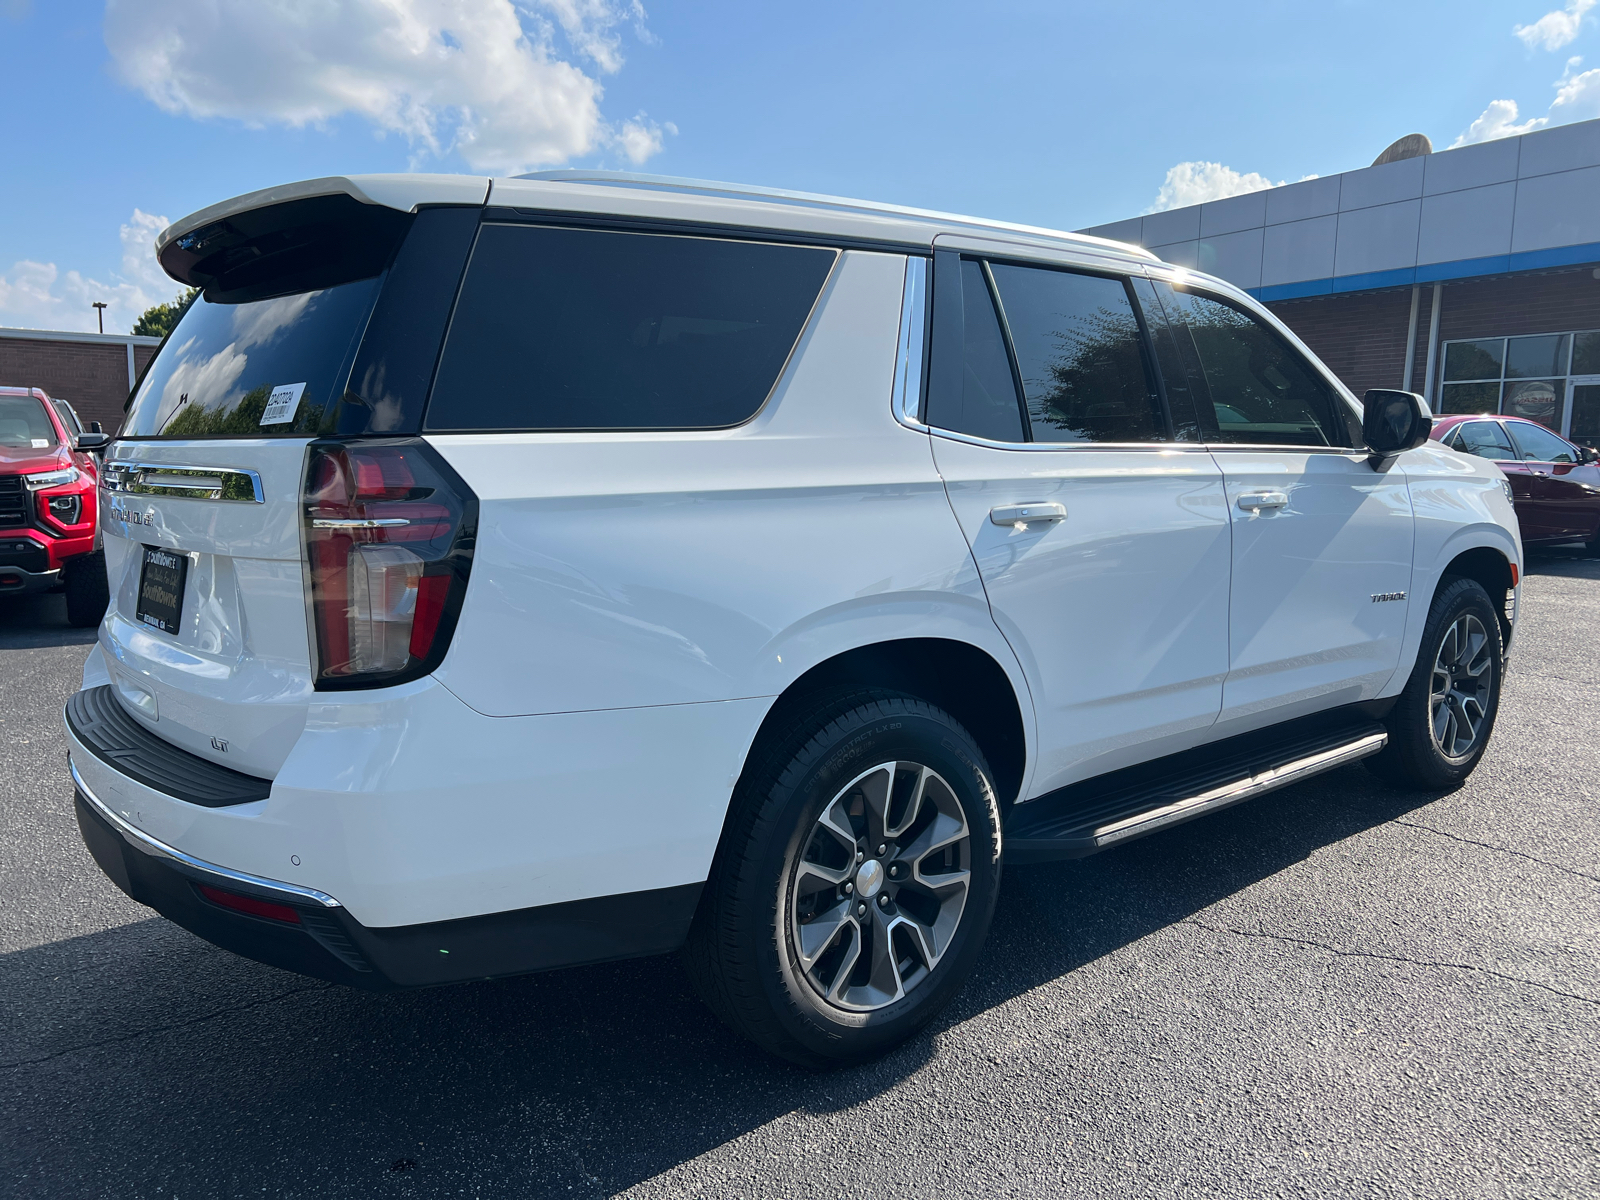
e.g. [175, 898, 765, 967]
[739, 636, 1031, 812]
[1438, 543, 1516, 645]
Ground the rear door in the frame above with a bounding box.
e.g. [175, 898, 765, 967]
[1143, 279, 1414, 727]
[924, 250, 1232, 792]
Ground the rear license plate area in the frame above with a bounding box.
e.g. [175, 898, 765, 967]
[136, 545, 189, 633]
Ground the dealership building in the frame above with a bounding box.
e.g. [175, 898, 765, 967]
[1079, 115, 1600, 449]
[0, 327, 160, 434]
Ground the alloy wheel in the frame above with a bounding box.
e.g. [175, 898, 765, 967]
[787, 761, 971, 1012]
[1430, 613, 1493, 759]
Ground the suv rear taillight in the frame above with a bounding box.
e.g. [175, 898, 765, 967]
[303, 439, 477, 690]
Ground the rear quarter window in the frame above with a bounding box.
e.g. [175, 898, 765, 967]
[122, 279, 380, 438]
[424, 224, 837, 432]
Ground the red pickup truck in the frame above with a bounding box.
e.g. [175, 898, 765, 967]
[0, 385, 111, 625]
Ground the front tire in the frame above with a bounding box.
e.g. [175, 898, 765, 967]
[684, 690, 1002, 1067]
[64, 551, 109, 629]
[1367, 576, 1504, 789]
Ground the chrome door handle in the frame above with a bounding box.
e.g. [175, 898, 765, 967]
[1236, 491, 1289, 512]
[990, 502, 1067, 526]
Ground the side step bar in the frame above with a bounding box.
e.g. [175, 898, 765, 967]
[1005, 711, 1388, 864]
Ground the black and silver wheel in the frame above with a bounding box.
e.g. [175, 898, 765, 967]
[685, 690, 1002, 1067]
[790, 760, 972, 1012]
[1368, 576, 1504, 789]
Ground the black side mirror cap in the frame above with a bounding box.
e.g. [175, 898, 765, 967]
[1362, 389, 1431, 463]
[75, 432, 111, 452]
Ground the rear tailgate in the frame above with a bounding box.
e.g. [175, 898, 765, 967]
[100, 441, 315, 777]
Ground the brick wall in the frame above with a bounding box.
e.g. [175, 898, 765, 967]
[0, 335, 158, 435]
[1264, 264, 1600, 403]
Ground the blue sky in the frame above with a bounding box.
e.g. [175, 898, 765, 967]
[2, 0, 1598, 333]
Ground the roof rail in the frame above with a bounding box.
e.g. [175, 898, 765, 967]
[515, 170, 1157, 259]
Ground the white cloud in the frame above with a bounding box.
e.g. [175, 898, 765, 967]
[0, 208, 175, 334]
[1144, 162, 1291, 214]
[1549, 56, 1600, 118]
[102, 0, 668, 175]
[1452, 56, 1600, 145]
[1514, 0, 1595, 51]
[1450, 98, 1548, 146]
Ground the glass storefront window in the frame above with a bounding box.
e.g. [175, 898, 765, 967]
[1502, 379, 1563, 428]
[1443, 339, 1504, 382]
[1570, 384, 1600, 449]
[1439, 328, 1598, 436]
[1439, 382, 1501, 415]
[1504, 333, 1570, 379]
[1573, 331, 1600, 375]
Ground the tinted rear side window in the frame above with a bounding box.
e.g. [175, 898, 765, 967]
[987, 263, 1163, 443]
[425, 225, 836, 431]
[122, 279, 381, 437]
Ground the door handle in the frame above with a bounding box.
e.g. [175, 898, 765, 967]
[990, 502, 1067, 526]
[1236, 491, 1289, 512]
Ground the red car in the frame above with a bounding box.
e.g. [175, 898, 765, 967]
[1431, 412, 1600, 553]
[0, 385, 111, 624]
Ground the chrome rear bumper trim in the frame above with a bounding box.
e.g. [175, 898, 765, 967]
[69, 754, 342, 909]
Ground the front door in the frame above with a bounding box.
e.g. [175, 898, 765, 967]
[1505, 417, 1597, 543]
[922, 251, 1232, 794]
[1144, 280, 1415, 727]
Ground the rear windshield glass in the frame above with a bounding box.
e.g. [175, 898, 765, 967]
[122, 279, 380, 438]
[425, 224, 837, 431]
[0, 395, 58, 449]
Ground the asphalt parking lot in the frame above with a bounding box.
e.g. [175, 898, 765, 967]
[3, 553, 1598, 1200]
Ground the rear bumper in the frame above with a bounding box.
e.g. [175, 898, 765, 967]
[72, 759, 702, 990]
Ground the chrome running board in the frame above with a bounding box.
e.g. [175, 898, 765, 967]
[1006, 711, 1389, 864]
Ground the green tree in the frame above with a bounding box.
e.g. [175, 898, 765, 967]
[131, 288, 199, 339]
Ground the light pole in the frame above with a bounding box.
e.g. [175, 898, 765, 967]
[92, 301, 108, 334]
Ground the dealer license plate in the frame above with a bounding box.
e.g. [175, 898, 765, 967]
[136, 545, 189, 634]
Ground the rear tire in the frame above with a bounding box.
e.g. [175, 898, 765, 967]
[1366, 576, 1503, 790]
[683, 689, 1002, 1068]
[64, 551, 109, 629]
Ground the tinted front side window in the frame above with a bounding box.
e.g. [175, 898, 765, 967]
[988, 264, 1162, 444]
[425, 225, 836, 431]
[1160, 290, 1349, 447]
[1454, 420, 1516, 461]
[122, 280, 380, 437]
[1508, 421, 1578, 463]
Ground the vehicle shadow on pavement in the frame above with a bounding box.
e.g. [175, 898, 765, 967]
[1522, 545, 1600, 578]
[0, 593, 98, 650]
[0, 764, 1448, 1199]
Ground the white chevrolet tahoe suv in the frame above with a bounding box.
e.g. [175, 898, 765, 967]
[66, 172, 1521, 1066]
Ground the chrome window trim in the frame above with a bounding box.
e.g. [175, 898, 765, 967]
[891, 255, 929, 428]
[101, 461, 265, 503]
[69, 754, 343, 909]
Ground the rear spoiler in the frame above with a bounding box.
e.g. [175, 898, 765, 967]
[156, 175, 489, 302]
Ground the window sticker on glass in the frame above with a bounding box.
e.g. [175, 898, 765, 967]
[260, 382, 307, 426]
[31, 438, 48, 448]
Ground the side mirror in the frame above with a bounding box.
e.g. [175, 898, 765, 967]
[75, 432, 111, 452]
[89, 421, 103, 434]
[1363, 389, 1431, 463]
[1578, 444, 1599, 465]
